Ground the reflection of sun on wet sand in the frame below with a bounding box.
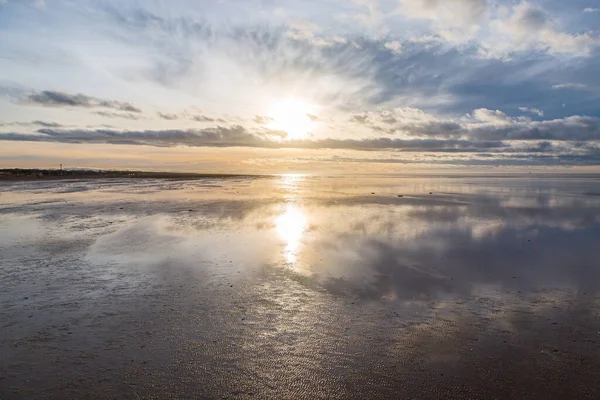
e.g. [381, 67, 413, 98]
[275, 204, 307, 265]
[273, 174, 309, 270]
[1, 174, 600, 399]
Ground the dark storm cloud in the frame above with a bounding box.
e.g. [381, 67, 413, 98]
[23, 90, 142, 113]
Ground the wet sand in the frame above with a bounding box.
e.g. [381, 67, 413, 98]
[1, 174, 600, 399]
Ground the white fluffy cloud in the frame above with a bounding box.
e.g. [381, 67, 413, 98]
[399, 0, 488, 25]
[486, 3, 598, 57]
[519, 107, 544, 117]
[394, 0, 599, 58]
[472, 108, 513, 124]
[494, 2, 598, 57]
[383, 41, 403, 54]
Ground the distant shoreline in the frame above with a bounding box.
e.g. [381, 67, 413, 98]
[0, 168, 268, 181]
[2, 168, 600, 182]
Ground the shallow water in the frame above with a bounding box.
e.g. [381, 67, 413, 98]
[1, 174, 600, 399]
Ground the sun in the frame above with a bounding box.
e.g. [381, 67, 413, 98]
[267, 98, 316, 140]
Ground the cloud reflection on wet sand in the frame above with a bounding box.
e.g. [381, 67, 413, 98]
[1, 174, 600, 399]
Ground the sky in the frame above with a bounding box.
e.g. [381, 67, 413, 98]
[0, 0, 599, 173]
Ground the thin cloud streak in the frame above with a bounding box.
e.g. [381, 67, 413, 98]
[0, 127, 506, 152]
[22, 90, 142, 113]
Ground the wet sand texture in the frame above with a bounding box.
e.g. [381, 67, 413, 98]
[1, 174, 600, 399]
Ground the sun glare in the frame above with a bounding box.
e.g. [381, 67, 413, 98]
[268, 98, 316, 140]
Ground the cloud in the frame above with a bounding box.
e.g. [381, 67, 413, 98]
[191, 115, 215, 122]
[472, 114, 600, 141]
[0, 126, 506, 152]
[518, 107, 544, 117]
[157, 112, 180, 120]
[286, 19, 321, 44]
[303, 153, 600, 166]
[400, 0, 488, 25]
[0, 120, 63, 128]
[0, 126, 278, 148]
[351, 108, 463, 137]
[1, 1, 599, 172]
[398, 0, 488, 43]
[395, 0, 599, 58]
[584, 8, 599, 13]
[552, 83, 587, 90]
[485, 2, 599, 58]
[282, 17, 348, 47]
[31, 120, 63, 127]
[352, 114, 370, 124]
[23, 90, 142, 113]
[352, 0, 384, 28]
[95, 111, 142, 120]
[254, 115, 274, 124]
[99, 7, 380, 110]
[467, 115, 600, 141]
[349, 107, 600, 141]
[157, 110, 216, 122]
[472, 108, 513, 124]
[87, 4, 599, 122]
[2, 111, 600, 166]
[383, 41, 403, 55]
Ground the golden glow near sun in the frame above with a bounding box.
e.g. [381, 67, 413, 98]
[268, 98, 316, 140]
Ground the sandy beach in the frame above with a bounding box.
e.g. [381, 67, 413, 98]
[1, 174, 600, 399]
